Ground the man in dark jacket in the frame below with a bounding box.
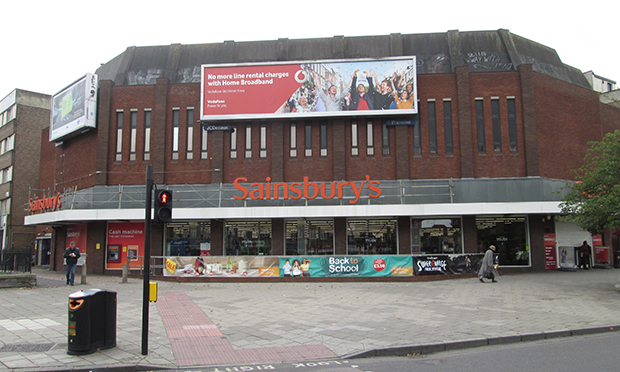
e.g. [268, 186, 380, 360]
[578, 241, 591, 269]
[348, 70, 374, 110]
[63, 241, 80, 286]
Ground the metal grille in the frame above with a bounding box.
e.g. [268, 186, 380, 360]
[0, 343, 55, 352]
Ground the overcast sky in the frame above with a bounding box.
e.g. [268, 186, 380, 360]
[1, 1, 618, 98]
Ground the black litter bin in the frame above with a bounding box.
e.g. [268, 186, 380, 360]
[68, 289, 117, 355]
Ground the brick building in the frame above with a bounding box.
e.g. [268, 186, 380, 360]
[0, 89, 51, 264]
[26, 30, 620, 277]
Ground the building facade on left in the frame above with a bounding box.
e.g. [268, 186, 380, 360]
[0, 89, 52, 264]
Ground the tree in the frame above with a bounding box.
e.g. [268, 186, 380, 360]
[560, 130, 620, 234]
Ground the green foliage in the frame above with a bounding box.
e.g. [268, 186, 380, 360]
[560, 130, 620, 234]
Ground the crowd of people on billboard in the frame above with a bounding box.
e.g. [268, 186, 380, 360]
[279, 60, 416, 114]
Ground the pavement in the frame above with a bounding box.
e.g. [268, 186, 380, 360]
[1, 267, 620, 371]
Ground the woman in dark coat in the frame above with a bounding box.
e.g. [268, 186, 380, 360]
[478, 245, 499, 283]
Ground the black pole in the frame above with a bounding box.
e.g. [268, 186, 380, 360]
[141, 165, 153, 355]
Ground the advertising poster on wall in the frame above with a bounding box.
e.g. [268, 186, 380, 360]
[201, 57, 417, 121]
[106, 222, 145, 270]
[544, 233, 558, 270]
[412, 255, 483, 276]
[66, 224, 87, 266]
[163, 256, 279, 277]
[279, 256, 413, 277]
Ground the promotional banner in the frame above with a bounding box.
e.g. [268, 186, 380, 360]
[279, 256, 413, 277]
[163, 255, 279, 277]
[201, 57, 417, 121]
[412, 254, 483, 276]
[106, 222, 145, 270]
[544, 233, 558, 270]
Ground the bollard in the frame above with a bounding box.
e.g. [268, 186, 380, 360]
[80, 261, 87, 285]
[122, 263, 128, 283]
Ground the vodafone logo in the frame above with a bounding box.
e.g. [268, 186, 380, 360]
[373, 258, 386, 271]
[294, 70, 307, 83]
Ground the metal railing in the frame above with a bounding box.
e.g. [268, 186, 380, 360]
[1, 249, 32, 273]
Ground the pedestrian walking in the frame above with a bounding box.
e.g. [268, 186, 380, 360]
[478, 245, 499, 283]
[63, 241, 80, 286]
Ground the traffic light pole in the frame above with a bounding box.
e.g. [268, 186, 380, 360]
[141, 165, 153, 356]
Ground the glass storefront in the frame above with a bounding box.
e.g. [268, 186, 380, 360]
[164, 221, 212, 256]
[285, 219, 334, 256]
[224, 220, 272, 256]
[412, 218, 463, 254]
[476, 216, 529, 266]
[347, 219, 397, 255]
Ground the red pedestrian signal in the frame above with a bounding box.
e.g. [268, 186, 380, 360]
[154, 190, 172, 223]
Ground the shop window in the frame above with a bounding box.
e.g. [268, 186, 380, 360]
[245, 124, 252, 158]
[115, 110, 123, 162]
[285, 219, 334, 256]
[444, 99, 453, 154]
[320, 121, 327, 157]
[260, 124, 267, 158]
[491, 98, 501, 152]
[475, 98, 486, 153]
[172, 109, 180, 160]
[476, 216, 529, 266]
[366, 120, 374, 155]
[143, 110, 151, 161]
[382, 122, 390, 155]
[290, 123, 297, 157]
[507, 97, 518, 152]
[351, 121, 359, 156]
[428, 100, 437, 154]
[230, 125, 237, 159]
[347, 219, 397, 255]
[164, 221, 211, 256]
[411, 218, 462, 254]
[224, 220, 272, 256]
[129, 110, 137, 161]
[186, 108, 194, 160]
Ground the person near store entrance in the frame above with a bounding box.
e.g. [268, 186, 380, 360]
[63, 241, 80, 286]
[478, 245, 499, 283]
[578, 241, 592, 269]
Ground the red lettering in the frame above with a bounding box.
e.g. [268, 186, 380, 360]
[320, 182, 336, 199]
[233, 177, 249, 200]
[303, 177, 319, 199]
[368, 181, 381, 198]
[290, 183, 302, 199]
[249, 183, 264, 199]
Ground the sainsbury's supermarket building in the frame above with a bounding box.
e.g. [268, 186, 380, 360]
[26, 29, 620, 278]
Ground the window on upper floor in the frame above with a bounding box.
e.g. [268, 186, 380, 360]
[320, 121, 327, 157]
[507, 97, 518, 152]
[428, 100, 437, 154]
[351, 121, 359, 156]
[290, 123, 297, 158]
[443, 99, 454, 154]
[491, 98, 501, 152]
[172, 109, 180, 160]
[186, 108, 194, 160]
[129, 110, 138, 161]
[475, 99, 486, 153]
[115, 110, 123, 162]
[143, 110, 152, 161]
[367, 120, 374, 156]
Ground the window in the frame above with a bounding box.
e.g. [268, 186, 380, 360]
[1, 166, 12, 183]
[413, 119, 421, 154]
[411, 218, 462, 254]
[164, 221, 211, 256]
[477, 216, 529, 266]
[224, 220, 272, 256]
[347, 219, 397, 255]
[172, 109, 180, 160]
[129, 110, 137, 161]
[230, 125, 237, 159]
[285, 219, 334, 256]
[475, 99, 486, 153]
[491, 98, 501, 151]
[260, 124, 267, 158]
[290, 123, 297, 157]
[351, 122, 359, 156]
[428, 100, 437, 154]
[143, 110, 151, 161]
[0, 199, 9, 216]
[367, 120, 375, 155]
[382, 122, 390, 155]
[0, 135, 14, 155]
[320, 121, 327, 157]
[245, 124, 252, 158]
[507, 97, 518, 152]
[443, 99, 453, 154]
[201, 122, 208, 159]
[186, 108, 194, 160]
[304, 121, 312, 157]
[115, 110, 123, 161]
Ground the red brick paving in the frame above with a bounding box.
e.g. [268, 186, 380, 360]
[157, 292, 337, 366]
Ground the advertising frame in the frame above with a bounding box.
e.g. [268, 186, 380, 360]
[200, 56, 417, 122]
[50, 73, 98, 142]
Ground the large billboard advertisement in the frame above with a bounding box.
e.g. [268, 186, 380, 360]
[50, 73, 98, 142]
[200, 57, 417, 121]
